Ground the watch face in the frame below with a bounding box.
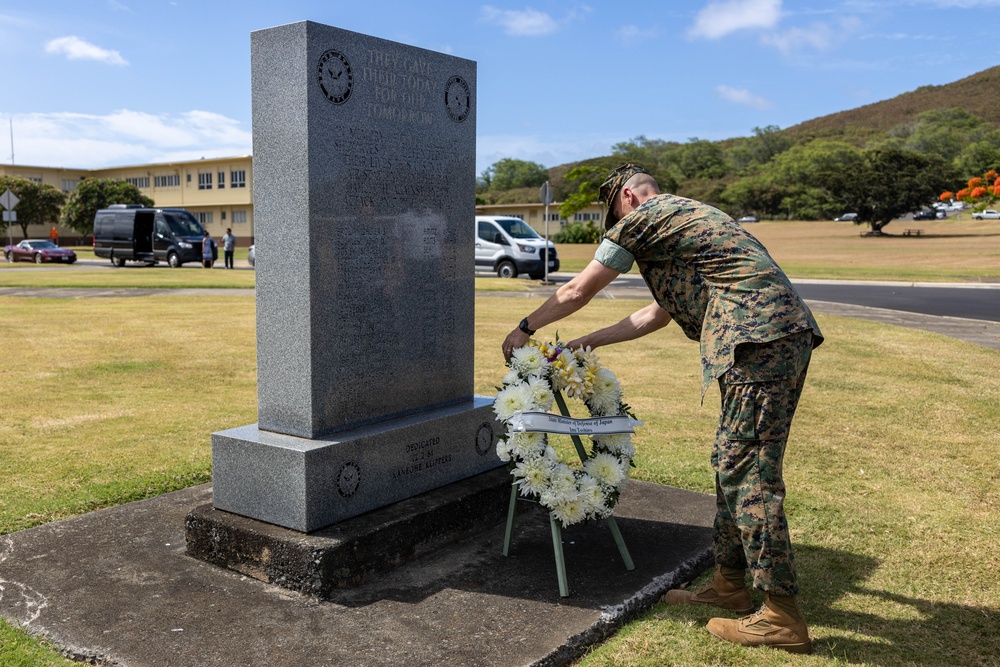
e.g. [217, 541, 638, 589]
[444, 75, 470, 122]
[318, 49, 353, 105]
[475, 422, 494, 456]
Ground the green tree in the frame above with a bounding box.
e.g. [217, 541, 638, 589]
[60, 178, 154, 236]
[829, 147, 955, 234]
[0, 176, 66, 241]
[677, 138, 729, 179]
[480, 158, 548, 192]
[558, 165, 605, 221]
[954, 130, 1000, 178]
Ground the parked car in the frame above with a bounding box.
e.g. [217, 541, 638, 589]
[913, 209, 944, 220]
[248, 244, 255, 267]
[4, 239, 77, 264]
[93, 205, 207, 267]
[737, 215, 759, 223]
[972, 209, 1000, 220]
[834, 213, 858, 222]
[475, 215, 558, 279]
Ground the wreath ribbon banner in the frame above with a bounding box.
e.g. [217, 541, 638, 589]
[509, 411, 641, 436]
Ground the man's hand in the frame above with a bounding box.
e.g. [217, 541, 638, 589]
[502, 328, 530, 361]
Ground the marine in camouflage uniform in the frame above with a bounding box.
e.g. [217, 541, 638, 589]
[501, 162, 821, 653]
[595, 169, 822, 597]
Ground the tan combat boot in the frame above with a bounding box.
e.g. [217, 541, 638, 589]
[662, 565, 754, 614]
[706, 593, 812, 654]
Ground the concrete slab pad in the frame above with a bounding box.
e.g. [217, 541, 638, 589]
[0, 481, 713, 667]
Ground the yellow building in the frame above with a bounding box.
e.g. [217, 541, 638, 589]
[0, 155, 605, 244]
[0, 156, 255, 244]
[473, 201, 605, 237]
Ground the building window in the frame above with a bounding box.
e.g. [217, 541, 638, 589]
[196, 212, 213, 225]
[544, 213, 561, 222]
[154, 174, 180, 188]
[221, 211, 227, 221]
[61, 179, 79, 192]
[573, 212, 600, 222]
[26, 176, 42, 183]
[230, 170, 246, 188]
[232, 210, 247, 224]
[198, 172, 213, 190]
[218, 171, 225, 189]
[126, 176, 150, 189]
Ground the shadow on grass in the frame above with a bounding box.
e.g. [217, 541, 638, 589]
[797, 544, 998, 666]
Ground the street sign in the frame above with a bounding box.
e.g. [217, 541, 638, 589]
[2, 210, 16, 222]
[0, 189, 19, 210]
[539, 181, 552, 206]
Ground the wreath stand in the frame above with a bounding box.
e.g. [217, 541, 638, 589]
[502, 391, 635, 597]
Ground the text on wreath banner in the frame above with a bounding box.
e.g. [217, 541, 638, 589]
[508, 411, 643, 436]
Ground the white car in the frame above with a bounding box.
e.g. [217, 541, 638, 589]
[972, 209, 1000, 220]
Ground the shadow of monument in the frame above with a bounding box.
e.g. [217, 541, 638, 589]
[320, 508, 714, 612]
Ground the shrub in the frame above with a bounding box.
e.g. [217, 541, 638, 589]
[552, 221, 602, 244]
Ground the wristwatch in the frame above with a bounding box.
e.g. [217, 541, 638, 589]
[518, 317, 536, 336]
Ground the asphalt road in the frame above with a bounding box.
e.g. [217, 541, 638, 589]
[594, 274, 1000, 323]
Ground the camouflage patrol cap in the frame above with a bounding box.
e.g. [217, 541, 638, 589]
[599, 162, 649, 228]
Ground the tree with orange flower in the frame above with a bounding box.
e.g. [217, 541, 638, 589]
[942, 170, 1000, 210]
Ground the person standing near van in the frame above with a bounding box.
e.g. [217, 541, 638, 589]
[222, 228, 236, 269]
[202, 231, 215, 269]
[501, 162, 823, 655]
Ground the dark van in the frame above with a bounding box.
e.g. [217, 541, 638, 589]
[93, 206, 207, 267]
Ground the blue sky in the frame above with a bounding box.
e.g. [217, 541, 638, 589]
[2, 0, 1000, 176]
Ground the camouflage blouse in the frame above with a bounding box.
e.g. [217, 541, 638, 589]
[595, 193, 823, 396]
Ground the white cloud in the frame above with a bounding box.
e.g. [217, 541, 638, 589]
[689, 0, 782, 39]
[616, 24, 658, 43]
[715, 85, 774, 109]
[479, 6, 559, 36]
[45, 36, 128, 66]
[760, 24, 832, 53]
[8, 110, 251, 169]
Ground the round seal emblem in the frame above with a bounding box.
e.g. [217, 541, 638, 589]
[444, 75, 470, 122]
[317, 49, 353, 105]
[336, 460, 361, 497]
[475, 421, 494, 456]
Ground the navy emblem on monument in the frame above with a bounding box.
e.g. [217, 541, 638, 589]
[475, 421, 494, 455]
[444, 75, 470, 122]
[318, 49, 353, 105]
[336, 461, 361, 497]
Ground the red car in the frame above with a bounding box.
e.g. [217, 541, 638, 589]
[4, 239, 77, 264]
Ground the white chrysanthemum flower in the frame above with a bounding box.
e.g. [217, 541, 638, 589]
[507, 431, 545, 459]
[514, 457, 552, 496]
[577, 474, 606, 515]
[584, 453, 626, 487]
[543, 445, 559, 462]
[595, 433, 634, 458]
[493, 382, 534, 422]
[526, 376, 554, 411]
[502, 369, 520, 386]
[510, 345, 548, 378]
[587, 368, 622, 415]
[496, 438, 512, 462]
[551, 495, 587, 526]
[548, 465, 577, 496]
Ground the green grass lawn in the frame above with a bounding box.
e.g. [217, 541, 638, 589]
[555, 219, 1000, 282]
[2, 294, 999, 666]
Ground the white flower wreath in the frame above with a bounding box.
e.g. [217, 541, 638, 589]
[494, 340, 638, 528]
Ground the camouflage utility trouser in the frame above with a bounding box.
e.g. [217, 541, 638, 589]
[712, 329, 814, 596]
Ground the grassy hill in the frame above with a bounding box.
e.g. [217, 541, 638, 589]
[783, 65, 1000, 145]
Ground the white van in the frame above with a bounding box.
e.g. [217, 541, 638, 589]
[475, 215, 559, 279]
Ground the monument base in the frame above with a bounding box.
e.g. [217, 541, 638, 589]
[210, 396, 501, 532]
[185, 467, 515, 595]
